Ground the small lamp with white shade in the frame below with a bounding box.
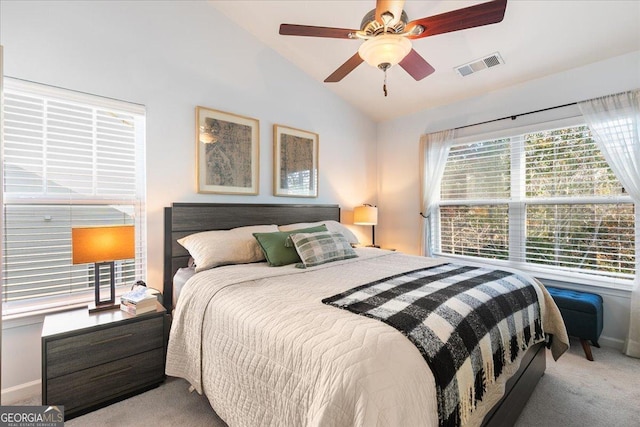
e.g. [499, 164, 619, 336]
[353, 204, 379, 248]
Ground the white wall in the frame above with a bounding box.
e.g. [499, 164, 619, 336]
[376, 50, 640, 346]
[0, 0, 377, 400]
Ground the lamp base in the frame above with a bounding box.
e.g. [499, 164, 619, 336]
[88, 302, 120, 314]
[89, 261, 119, 314]
[365, 244, 380, 248]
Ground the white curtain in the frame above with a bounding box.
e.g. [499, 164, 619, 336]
[578, 89, 640, 358]
[419, 130, 455, 257]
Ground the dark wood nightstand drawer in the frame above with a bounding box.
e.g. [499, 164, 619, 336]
[42, 303, 167, 419]
[45, 315, 164, 379]
[47, 347, 164, 413]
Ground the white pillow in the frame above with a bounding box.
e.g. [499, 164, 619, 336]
[278, 220, 359, 245]
[177, 224, 278, 272]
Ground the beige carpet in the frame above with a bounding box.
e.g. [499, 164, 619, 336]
[52, 338, 640, 426]
[516, 338, 640, 427]
[64, 377, 225, 427]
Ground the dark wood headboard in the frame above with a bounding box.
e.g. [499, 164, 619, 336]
[163, 202, 341, 310]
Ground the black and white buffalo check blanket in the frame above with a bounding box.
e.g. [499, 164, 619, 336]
[322, 263, 544, 427]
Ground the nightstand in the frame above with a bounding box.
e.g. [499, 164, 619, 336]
[41, 302, 167, 419]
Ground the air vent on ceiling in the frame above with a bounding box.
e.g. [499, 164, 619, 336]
[455, 52, 504, 77]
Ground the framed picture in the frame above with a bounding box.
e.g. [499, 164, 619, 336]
[273, 124, 319, 198]
[196, 106, 259, 195]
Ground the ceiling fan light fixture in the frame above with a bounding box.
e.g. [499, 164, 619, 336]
[357, 34, 412, 69]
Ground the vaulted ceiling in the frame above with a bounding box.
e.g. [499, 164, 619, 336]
[211, 0, 640, 122]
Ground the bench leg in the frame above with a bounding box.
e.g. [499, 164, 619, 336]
[580, 339, 594, 361]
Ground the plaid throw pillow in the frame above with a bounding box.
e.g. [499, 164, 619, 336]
[290, 231, 358, 268]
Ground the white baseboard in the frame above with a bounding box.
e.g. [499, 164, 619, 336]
[599, 335, 625, 351]
[1, 379, 41, 405]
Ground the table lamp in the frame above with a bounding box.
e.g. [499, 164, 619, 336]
[72, 225, 135, 313]
[354, 204, 379, 248]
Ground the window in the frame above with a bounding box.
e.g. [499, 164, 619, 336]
[435, 118, 635, 286]
[2, 79, 146, 316]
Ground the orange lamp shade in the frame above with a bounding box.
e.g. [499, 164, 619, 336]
[71, 225, 135, 264]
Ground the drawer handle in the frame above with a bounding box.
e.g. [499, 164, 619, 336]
[90, 333, 134, 346]
[90, 366, 132, 382]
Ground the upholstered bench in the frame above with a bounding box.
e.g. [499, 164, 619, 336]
[546, 286, 603, 361]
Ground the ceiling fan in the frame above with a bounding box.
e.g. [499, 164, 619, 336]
[279, 0, 508, 95]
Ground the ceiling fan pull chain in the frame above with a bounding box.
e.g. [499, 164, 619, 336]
[383, 69, 388, 97]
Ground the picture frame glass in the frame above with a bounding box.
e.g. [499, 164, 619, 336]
[196, 106, 259, 195]
[274, 125, 318, 198]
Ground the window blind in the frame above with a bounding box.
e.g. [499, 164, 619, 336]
[439, 205, 509, 260]
[523, 126, 634, 277]
[441, 139, 511, 200]
[525, 126, 624, 198]
[436, 122, 635, 284]
[439, 138, 511, 259]
[2, 79, 146, 311]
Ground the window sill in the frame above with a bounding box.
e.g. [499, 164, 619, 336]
[434, 253, 634, 293]
[2, 286, 132, 324]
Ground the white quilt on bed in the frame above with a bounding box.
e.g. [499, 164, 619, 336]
[166, 249, 568, 427]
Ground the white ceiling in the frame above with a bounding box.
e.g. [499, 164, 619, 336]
[211, 1, 640, 122]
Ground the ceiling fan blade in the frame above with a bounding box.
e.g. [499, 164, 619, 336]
[406, 0, 507, 39]
[399, 49, 435, 81]
[279, 24, 356, 39]
[324, 53, 364, 83]
[375, 0, 406, 26]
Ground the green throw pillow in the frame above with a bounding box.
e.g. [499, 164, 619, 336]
[253, 225, 328, 267]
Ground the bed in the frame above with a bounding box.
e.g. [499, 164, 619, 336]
[163, 202, 568, 427]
